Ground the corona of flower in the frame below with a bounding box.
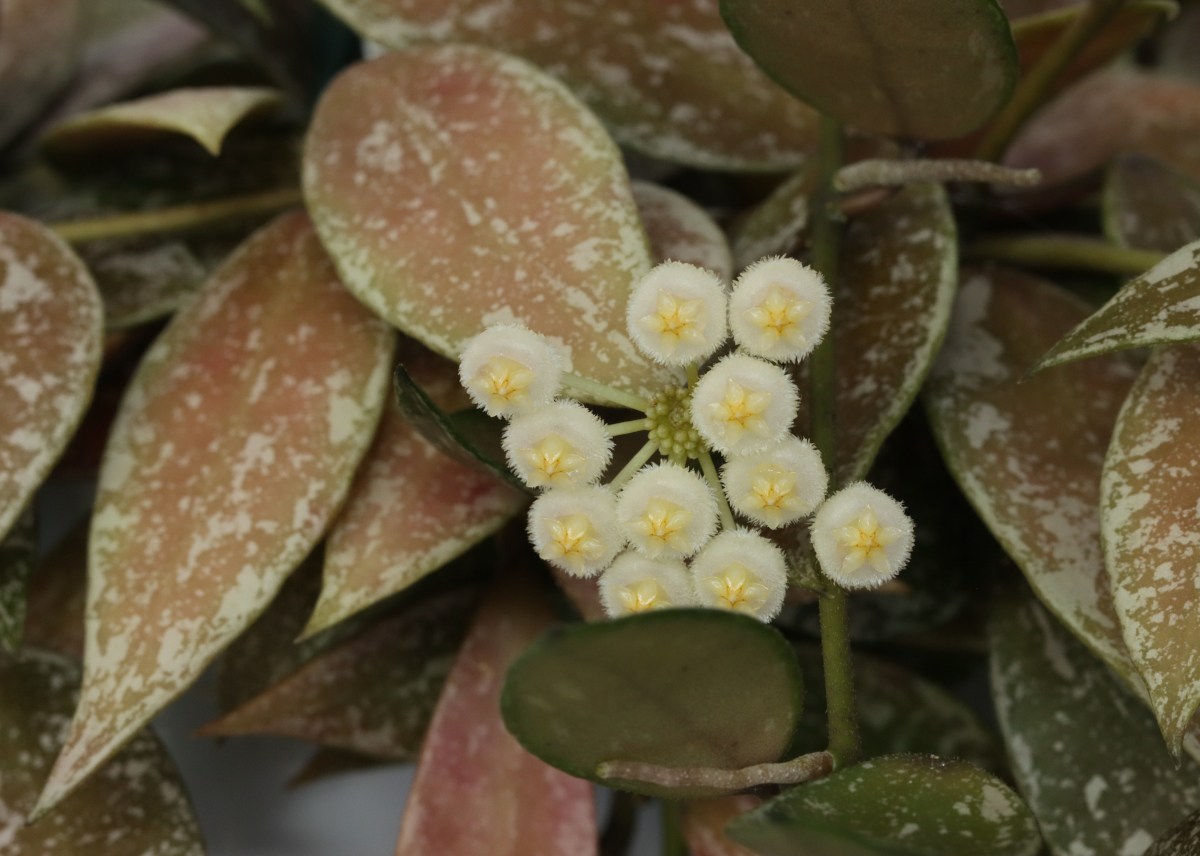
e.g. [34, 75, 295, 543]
[599, 552, 695, 618]
[722, 437, 828, 528]
[527, 486, 623, 577]
[458, 324, 563, 418]
[811, 482, 914, 589]
[503, 401, 613, 488]
[626, 261, 728, 365]
[617, 462, 717, 558]
[690, 530, 787, 622]
[729, 256, 831, 363]
[690, 354, 799, 455]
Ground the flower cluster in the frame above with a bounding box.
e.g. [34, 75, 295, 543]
[457, 256, 914, 622]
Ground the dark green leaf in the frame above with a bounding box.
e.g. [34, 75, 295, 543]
[1147, 807, 1200, 856]
[0, 505, 36, 653]
[501, 608, 803, 799]
[1103, 152, 1200, 253]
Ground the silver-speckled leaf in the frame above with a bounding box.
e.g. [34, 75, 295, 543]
[1104, 153, 1200, 253]
[0, 505, 36, 652]
[992, 586, 1200, 856]
[304, 46, 673, 396]
[0, 212, 103, 544]
[1147, 808, 1200, 855]
[632, 181, 732, 281]
[730, 168, 815, 273]
[0, 648, 204, 856]
[0, 0, 80, 148]
[34, 211, 396, 815]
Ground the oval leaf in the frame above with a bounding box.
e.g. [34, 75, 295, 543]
[500, 608, 803, 799]
[0, 212, 104, 543]
[632, 181, 732, 281]
[34, 211, 395, 814]
[1, 648, 204, 856]
[992, 585, 1200, 856]
[720, 0, 1017, 140]
[316, 0, 818, 170]
[0, 0, 80, 148]
[726, 754, 1040, 856]
[305, 46, 672, 396]
[1104, 153, 1200, 253]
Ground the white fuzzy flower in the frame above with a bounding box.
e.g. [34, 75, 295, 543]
[690, 530, 788, 622]
[528, 486, 623, 577]
[690, 353, 799, 455]
[626, 261, 728, 366]
[599, 552, 695, 618]
[503, 401, 613, 488]
[458, 324, 562, 418]
[616, 462, 718, 559]
[721, 437, 828, 528]
[729, 257, 831, 362]
[811, 482, 914, 589]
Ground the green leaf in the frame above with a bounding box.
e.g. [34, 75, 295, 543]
[305, 46, 674, 397]
[500, 608, 803, 799]
[34, 211, 395, 815]
[1147, 808, 1200, 856]
[720, 0, 1018, 140]
[632, 181, 732, 282]
[1034, 238, 1200, 371]
[731, 167, 816, 274]
[0, 212, 104, 544]
[991, 585, 1200, 856]
[0, 505, 37, 653]
[0, 0, 80, 148]
[0, 647, 204, 855]
[1103, 153, 1200, 253]
[726, 754, 1041, 856]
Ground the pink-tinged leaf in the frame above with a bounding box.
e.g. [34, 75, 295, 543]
[304, 46, 674, 396]
[34, 210, 396, 815]
[632, 181, 732, 281]
[317, 0, 817, 171]
[0, 0, 81, 148]
[1005, 72, 1200, 186]
[1104, 153, 1200, 253]
[683, 797, 763, 856]
[1102, 343, 1200, 753]
[1, 648, 204, 856]
[308, 341, 526, 635]
[42, 86, 283, 157]
[0, 212, 104, 543]
[395, 567, 596, 856]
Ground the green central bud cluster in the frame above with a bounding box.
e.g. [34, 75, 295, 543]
[645, 386, 703, 465]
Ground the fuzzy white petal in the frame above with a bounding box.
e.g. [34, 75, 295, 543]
[600, 552, 695, 617]
[503, 401, 613, 488]
[729, 256, 831, 362]
[690, 530, 787, 622]
[811, 482, 914, 589]
[690, 353, 799, 455]
[528, 486, 623, 577]
[616, 462, 718, 559]
[721, 437, 828, 528]
[458, 324, 563, 418]
[626, 261, 728, 366]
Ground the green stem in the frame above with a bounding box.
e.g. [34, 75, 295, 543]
[818, 591, 859, 766]
[609, 441, 657, 489]
[698, 450, 735, 530]
[975, 0, 1129, 162]
[964, 235, 1164, 275]
[607, 418, 651, 437]
[562, 373, 650, 412]
[661, 800, 687, 856]
[686, 362, 700, 390]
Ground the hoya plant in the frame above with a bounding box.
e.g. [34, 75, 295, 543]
[5, 0, 1200, 853]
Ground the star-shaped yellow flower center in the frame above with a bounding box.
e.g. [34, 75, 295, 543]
[638, 291, 707, 356]
[517, 434, 588, 488]
[631, 497, 693, 557]
[832, 505, 903, 575]
[701, 562, 770, 616]
[708, 380, 771, 445]
[472, 356, 534, 410]
[742, 464, 808, 527]
[614, 578, 672, 614]
[744, 284, 813, 350]
[539, 513, 605, 574]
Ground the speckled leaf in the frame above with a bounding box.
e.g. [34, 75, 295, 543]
[1101, 343, 1200, 753]
[992, 585, 1200, 856]
[501, 609, 803, 799]
[731, 168, 816, 273]
[632, 181, 732, 281]
[683, 797, 763, 856]
[1147, 808, 1200, 856]
[43, 86, 283, 157]
[0, 213, 104, 544]
[305, 46, 674, 397]
[727, 755, 1040, 856]
[1104, 153, 1200, 253]
[0, 506, 36, 653]
[316, 0, 818, 171]
[0, 0, 81, 148]
[395, 565, 596, 856]
[721, 0, 1017, 140]
[89, 239, 217, 331]
[1035, 239, 1200, 371]
[1005, 72, 1200, 186]
[23, 523, 88, 659]
[34, 211, 396, 815]
[308, 345, 525, 635]
[0, 648, 204, 856]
